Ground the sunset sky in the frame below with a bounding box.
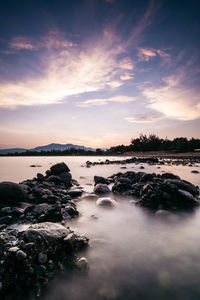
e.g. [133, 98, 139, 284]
[0, 0, 200, 148]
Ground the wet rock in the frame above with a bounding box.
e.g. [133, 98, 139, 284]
[67, 189, 83, 198]
[96, 197, 118, 207]
[75, 257, 89, 271]
[94, 176, 109, 185]
[50, 162, 70, 175]
[155, 210, 172, 218]
[0, 182, 26, 205]
[94, 184, 111, 194]
[21, 222, 70, 242]
[110, 171, 199, 212]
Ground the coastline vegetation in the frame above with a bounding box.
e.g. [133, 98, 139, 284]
[1, 134, 200, 156]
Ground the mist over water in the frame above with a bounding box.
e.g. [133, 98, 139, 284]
[0, 156, 200, 299]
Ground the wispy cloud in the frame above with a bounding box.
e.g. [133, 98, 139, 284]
[143, 71, 200, 121]
[137, 47, 170, 62]
[77, 95, 135, 107]
[0, 30, 135, 108]
[125, 114, 163, 123]
[9, 31, 74, 51]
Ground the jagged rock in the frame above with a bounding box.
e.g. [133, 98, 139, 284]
[50, 162, 70, 175]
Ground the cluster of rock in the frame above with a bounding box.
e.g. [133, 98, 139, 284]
[0, 162, 89, 299]
[0, 162, 83, 227]
[92, 172, 200, 211]
[86, 157, 159, 167]
[0, 222, 88, 298]
[110, 171, 200, 211]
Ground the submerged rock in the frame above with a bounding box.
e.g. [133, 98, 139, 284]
[96, 197, 118, 207]
[75, 257, 89, 271]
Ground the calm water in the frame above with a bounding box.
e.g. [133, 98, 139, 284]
[1, 156, 200, 300]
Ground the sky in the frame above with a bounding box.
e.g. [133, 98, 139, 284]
[0, 0, 200, 149]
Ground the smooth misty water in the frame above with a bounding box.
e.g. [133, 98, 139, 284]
[0, 156, 200, 300]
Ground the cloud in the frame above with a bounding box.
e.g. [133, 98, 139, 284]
[143, 72, 200, 121]
[119, 57, 134, 70]
[0, 31, 135, 108]
[9, 31, 74, 51]
[9, 37, 37, 50]
[137, 47, 170, 62]
[125, 114, 163, 123]
[77, 95, 135, 107]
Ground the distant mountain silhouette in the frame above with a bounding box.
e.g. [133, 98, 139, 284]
[0, 143, 96, 154]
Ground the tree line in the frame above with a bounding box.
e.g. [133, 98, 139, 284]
[107, 134, 200, 154]
[1, 134, 200, 156]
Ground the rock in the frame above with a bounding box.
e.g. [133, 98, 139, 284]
[155, 210, 171, 218]
[191, 170, 199, 174]
[20, 222, 70, 242]
[94, 184, 111, 194]
[34, 203, 52, 214]
[37, 173, 44, 180]
[177, 189, 196, 202]
[0, 216, 13, 224]
[75, 257, 89, 271]
[67, 189, 83, 198]
[59, 172, 72, 187]
[110, 171, 199, 211]
[16, 250, 27, 261]
[161, 173, 180, 180]
[38, 253, 48, 264]
[46, 175, 63, 185]
[0, 182, 26, 205]
[96, 197, 118, 207]
[50, 162, 70, 175]
[83, 193, 98, 200]
[94, 176, 109, 185]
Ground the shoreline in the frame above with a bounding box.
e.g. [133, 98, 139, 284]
[0, 151, 200, 159]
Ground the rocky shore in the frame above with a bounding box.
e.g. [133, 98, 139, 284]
[0, 160, 200, 299]
[0, 162, 88, 299]
[92, 171, 200, 212]
[85, 156, 200, 168]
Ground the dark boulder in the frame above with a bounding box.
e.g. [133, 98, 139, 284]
[0, 182, 26, 206]
[59, 172, 72, 187]
[94, 176, 109, 185]
[94, 184, 111, 194]
[50, 162, 70, 175]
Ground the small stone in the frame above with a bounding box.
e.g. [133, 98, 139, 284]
[96, 197, 118, 207]
[16, 250, 27, 261]
[38, 253, 48, 264]
[75, 257, 89, 271]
